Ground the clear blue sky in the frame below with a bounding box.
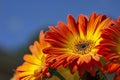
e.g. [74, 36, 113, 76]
[0, 0, 120, 51]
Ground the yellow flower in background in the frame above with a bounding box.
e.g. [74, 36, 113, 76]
[16, 31, 50, 80]
[43, 12, 111, 76]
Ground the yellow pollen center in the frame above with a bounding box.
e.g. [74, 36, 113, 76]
[72, 40, 95, 55]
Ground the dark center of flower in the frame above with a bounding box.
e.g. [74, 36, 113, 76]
[72, 40, 95, 55]
[76, 42, 89, 51]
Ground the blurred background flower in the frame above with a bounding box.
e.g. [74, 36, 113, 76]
[0, 0, 120, 80]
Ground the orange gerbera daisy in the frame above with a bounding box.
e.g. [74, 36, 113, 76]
[98, 17, 120, 80]
[43, 12, 111, 76]
[16, 31, 50, 80]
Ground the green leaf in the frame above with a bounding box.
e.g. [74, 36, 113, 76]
[100, 57, 107, 66]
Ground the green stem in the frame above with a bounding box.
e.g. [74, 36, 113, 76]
[80, 69, 108, 80]
[49, 68, 65, 80]
[96, 69, 108, 80]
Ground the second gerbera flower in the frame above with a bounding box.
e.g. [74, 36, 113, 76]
[98, 17, 120, 80]
[16, 31, 50, 80]
[44, 12, 111, 76]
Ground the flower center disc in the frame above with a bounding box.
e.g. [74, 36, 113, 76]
[76, 42, 89, 51]
[73, 41, 95, 55]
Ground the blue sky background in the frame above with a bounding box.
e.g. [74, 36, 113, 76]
[0, 0, 120, 52]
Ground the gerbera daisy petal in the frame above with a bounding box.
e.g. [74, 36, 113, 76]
[17, 62, 38, 71]
[87, 12, 96, 30]
[70, 62, 78, 74]
[23, 54, 41, 65]
[39, 30, 47, 47]
[87, 13, 102, 40]
[58, 21, 73, 38]
[108, 63, 120, 73]
[45, 31, 67, 44]
[68, 14, 79, 36]
[84, 54, 91, 63]
[93, 18, 111, 41]
[92, 54, 100, 61]
[43, 47, 69, 55]
[45, 38, 68, 48]
[77, 14, 87, 39]
[49, 26, 69, 42]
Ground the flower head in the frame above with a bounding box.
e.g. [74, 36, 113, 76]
[43, 12, 111, 76]
[98, 17, 120, 80]
[16, 31, 50, 80]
